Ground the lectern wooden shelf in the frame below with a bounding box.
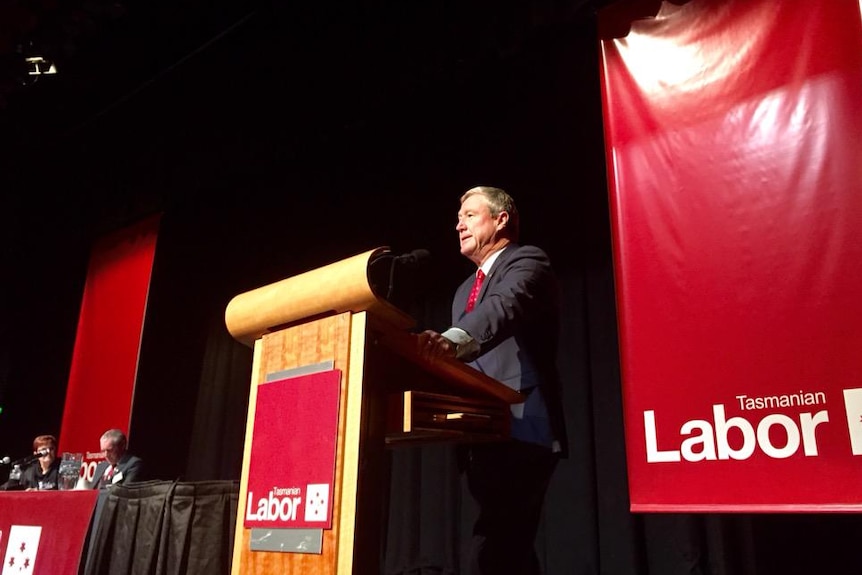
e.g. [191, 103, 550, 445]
[225, 246, 522, 575]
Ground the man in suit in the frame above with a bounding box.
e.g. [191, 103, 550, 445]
[92, 428, 144, 489]
[417, 186, 567, 575]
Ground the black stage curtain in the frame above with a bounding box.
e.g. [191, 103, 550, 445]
[84, 480, 239, 575]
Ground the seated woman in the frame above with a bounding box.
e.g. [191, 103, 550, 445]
[1, 434, 60, 490]
[20, 434, 61, 490]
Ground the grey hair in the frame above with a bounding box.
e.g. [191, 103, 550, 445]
[101, 428, 128, 449]
[460, 186, 520, 241]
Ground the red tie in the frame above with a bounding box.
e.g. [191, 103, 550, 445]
[465, 269, 485, 313]
[101, 465, 115, 487]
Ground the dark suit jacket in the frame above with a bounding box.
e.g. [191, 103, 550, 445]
[452, 243, 568, 456]
[93, 453, 144, 489]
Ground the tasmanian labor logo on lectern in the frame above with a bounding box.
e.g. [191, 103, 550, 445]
[244, 370, 341, 530]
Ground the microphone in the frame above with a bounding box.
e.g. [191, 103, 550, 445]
[10, 448, 51, 467]
[393, 249, 431, 266]
[387, 249, 431, 300]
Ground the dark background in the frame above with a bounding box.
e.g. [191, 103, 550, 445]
[2, 0, 861, 573]
[0, 0, 610, 464]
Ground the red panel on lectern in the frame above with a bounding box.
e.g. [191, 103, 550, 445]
[600, 0, 862, 511]
[243, 369, 342, 529]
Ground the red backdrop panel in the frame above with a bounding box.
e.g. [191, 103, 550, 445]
[58, 214, 160, 483]
[600, 0, 862, 511]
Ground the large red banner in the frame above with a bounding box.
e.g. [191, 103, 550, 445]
[58, 215, 160, 484]
[600, 0, 862, 511]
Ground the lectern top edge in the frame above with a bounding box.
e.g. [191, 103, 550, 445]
[224, 246, 416, 346]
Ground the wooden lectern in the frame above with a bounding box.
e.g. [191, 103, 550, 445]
[225, 246, 523, 575]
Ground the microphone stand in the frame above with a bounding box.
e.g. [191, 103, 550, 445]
[10, 452, 45, 468]
[386, 255, 398, 301]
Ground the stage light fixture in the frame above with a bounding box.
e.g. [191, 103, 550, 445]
[25, 56, 58, 76]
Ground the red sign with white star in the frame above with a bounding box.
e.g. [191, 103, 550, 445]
[0, 490, 97, 575]
[243, 370, 342, 530]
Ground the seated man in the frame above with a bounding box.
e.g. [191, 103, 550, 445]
[92, 428, 144, 489]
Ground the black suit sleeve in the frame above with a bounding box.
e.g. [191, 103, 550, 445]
[121, 456, 144, 484]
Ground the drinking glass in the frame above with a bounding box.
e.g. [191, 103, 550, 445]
[58, 452, 83, 490]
